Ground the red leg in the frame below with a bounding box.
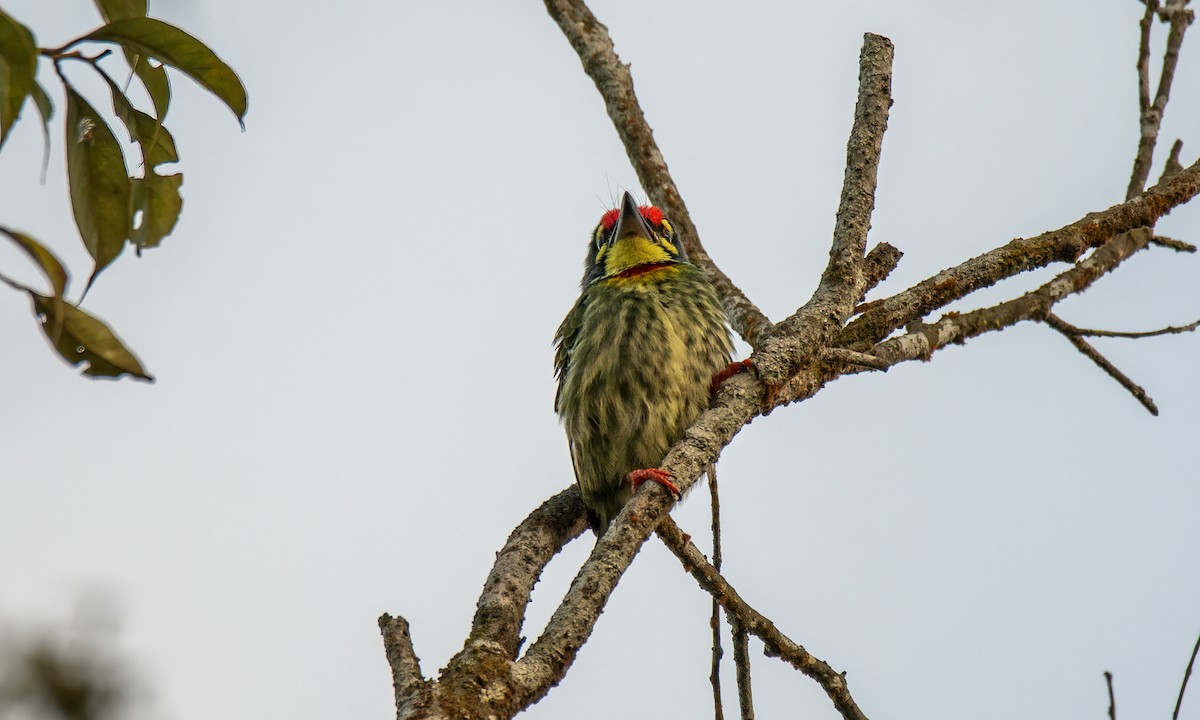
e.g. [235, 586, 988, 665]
[710, 358, 755, 396]
[628, 468, 681, 499]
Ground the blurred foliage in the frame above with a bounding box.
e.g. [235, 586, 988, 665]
[0, 613, 136, 720]
[0, 0, 247, 381]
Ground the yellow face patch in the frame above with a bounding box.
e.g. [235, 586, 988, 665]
[603, 235, 674, 278]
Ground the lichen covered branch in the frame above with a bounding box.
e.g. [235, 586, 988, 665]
[840, 159, 1200, 352]
[754, 33, 894, 388]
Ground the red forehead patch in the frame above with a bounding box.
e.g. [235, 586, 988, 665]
[598, 205, 666, 230]
[641, 206, 664, 225]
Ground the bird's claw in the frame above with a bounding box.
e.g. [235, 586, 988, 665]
[710, 357, 756, 397]
[628, 468, 681, 500]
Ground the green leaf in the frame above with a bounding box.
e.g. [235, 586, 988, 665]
[30, 292, 153, 381]
[131, 170, 182, 249]
[65, 84, 131, 289]
[92, 0, 169, 121]
[0, 9, 38, 151]
[93, 0, 147, 22]
[30, 79, 53, 179]
[126, 51, 170, 121]
[100, 70, 178, 167]
[0, 226, 69, 341]
[82, 18, 247, 126]
[0, 226, 68, 299]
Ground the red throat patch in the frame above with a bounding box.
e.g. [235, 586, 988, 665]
[612, 261, 675, 280]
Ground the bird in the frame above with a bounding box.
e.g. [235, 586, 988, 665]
[554, 191, 735, 535]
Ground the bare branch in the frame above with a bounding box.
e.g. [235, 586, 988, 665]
[755, 33, 895, 388]
[1151, 234, 1197, 252]
[657, 518, 869, 720]
[1048, 315, 1200, 339]
[861, 242, 904, 300]
[1105, 670, 1117, 720]
[378, 614, 433, 719]
[1045, 315, 1160, 416]
[1127, 0, 1193, 199]
[710, 464, 725, 720]
[840, 158, 1200, 352]
[1136, 1, 1159, 118]
[862, 228, 1156, 370]
[382, 7, 1200, 717]
[543, 0, 772, 346]
[821, 347, 889, 372]
[1161, 139, 1186, 182]
[382, 489, 587, 718]
[731, 618, 755, 720]
[1172, 630, 1200, 720]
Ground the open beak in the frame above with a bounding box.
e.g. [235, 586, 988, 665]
[611, 191, 653, 244]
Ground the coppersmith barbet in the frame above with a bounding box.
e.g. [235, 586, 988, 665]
[554, 192, 734, 535]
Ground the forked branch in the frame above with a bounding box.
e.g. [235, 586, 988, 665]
[380, 4, 1199, 718]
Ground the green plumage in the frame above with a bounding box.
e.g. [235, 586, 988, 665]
[554, 194, 732, 535]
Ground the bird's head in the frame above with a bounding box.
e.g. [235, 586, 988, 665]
[582, 191, 685, 286]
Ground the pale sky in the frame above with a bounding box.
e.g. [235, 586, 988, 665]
[2, 2, 1198, 719]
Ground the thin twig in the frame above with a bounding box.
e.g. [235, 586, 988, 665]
[731, 618, 755, 720]
[543, 0, 772, 346]
[1104, 670, 1116, 720]
[1046, 314, 1159, 416]
[1161, 139, 1186, 182]
[1151, 234, 1196, 252]
[1048, 314, 1200, 339]
[1127, 0, 1193, 199]
[710, 464, 725, 720]
[1136, 1, 1159, 118]
[1173, 630, 1200, 720]
[657, 517, 869, 720]
[821, 347, 890, 372]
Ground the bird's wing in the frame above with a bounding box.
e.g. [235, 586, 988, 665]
[553, 291, 589, 414]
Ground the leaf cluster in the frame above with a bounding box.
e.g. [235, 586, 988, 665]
[0, 0, 246, 380]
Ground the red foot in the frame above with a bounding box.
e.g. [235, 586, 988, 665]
[710, 358, 755, 396]
[628, 468, 681, 499]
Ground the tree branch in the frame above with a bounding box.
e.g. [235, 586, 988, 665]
[730, 618, 755, 720]
[381, 489, 587, 719]
[1172, 630, 1200, 720]
[1127, 0, 1193, 199]
[1151, 234, 1196, 252]
[656, 518, 868, 720]
[381, 6, 1200, 718]
[1047, 315, 1200, 339]
[1045, 314, 1160, 416]
[1105, 670, 1117, 720]
[840, 159, 1200, 352]
[709, 463, 725, 720]
[753, 33, 894, 389]
[859, 228, 1156, 370]
[861, 241, 904, 300]
[543, 0, 773, 347]
[378, 614, 433, 719]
